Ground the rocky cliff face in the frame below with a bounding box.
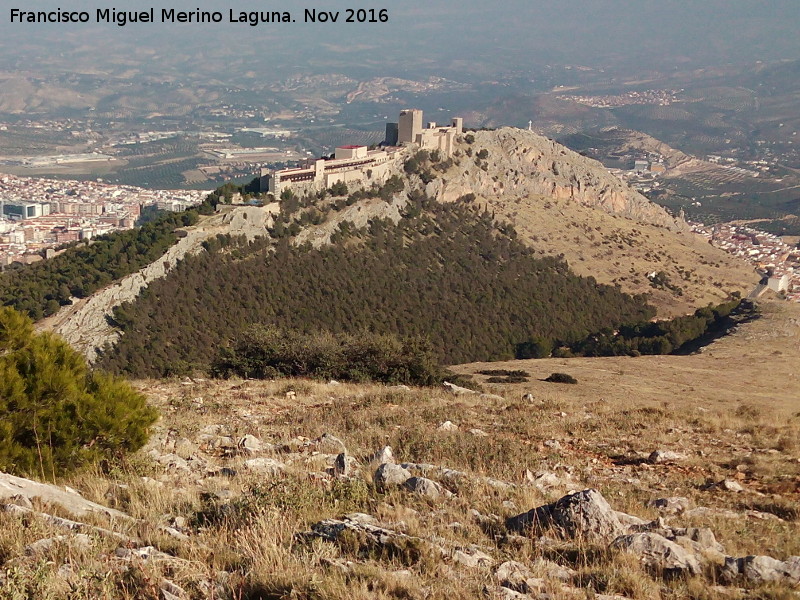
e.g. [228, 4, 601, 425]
[427, 128, 683, 230]
[38, 205, 278, 362]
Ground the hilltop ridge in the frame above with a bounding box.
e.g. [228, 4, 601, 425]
[425, 128, 757, 316]
[29, 124, 760, 365]
[431, 127, 681, 228]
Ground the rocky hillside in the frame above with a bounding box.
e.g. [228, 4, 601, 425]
[37, 204, 278, 361]
[431, 128, 680, 227]
[426, 128, 757, 316]
[1, 301, 798, 599]
[36, 126, 757, 365]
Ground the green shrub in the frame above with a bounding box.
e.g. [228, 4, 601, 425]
[0, 307, 157, 478]
[568, 299, 752, 357]
[212, 326, 444, 386]
[329, 181, 349, 197]
[515, 336, 553, 359]
[478, 369, 530, 377]
[486, 375, 528, 384]
[544, 372, 578, 384]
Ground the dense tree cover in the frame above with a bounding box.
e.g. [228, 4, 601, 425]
[0, 176, 268, 321]
[98, 200, 654, 377]
[0, 210, 200, 320]
[0, 307, 157, 477]
[557, 299, 752, 357]
[212, 327, 443, 385]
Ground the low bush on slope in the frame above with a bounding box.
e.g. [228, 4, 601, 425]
[0, 307, 157, 477]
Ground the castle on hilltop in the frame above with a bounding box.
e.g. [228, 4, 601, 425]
[259, 109, 463, 196]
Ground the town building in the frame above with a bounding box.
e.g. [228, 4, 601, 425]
[0, 174, 206, 265]
[1, 200, 51, 220]
[768, 273, 790, 293]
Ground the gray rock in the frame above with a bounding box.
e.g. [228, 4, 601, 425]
[612, 532, 702, 576]
[238, 434, 263, 454]
[243, 458, 285, 476]
[648, 450, 687, 464]
[506, 489, 625, 542]
[443, 381, 477, 395]
[402, 477, 453, 500]
[722, 555, 800, 584]
[174, 438, 198, 460]
[371, 446, 394, 465]
[0, 471, 130, 520]
[649, 497, 691, 515]
[437, 420, 459, 432]
[374, 463, 412, 490]
[316, 433, 347, 455]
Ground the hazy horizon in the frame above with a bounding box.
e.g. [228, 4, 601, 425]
[1, 1, 798, 79]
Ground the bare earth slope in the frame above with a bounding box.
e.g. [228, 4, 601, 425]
[427, 128, 758, 316]
[452, 300, 800, 417]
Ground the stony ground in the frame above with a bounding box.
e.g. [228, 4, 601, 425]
[1, 303, 798, 600]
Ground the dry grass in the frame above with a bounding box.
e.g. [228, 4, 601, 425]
[1, 302, 798, 599]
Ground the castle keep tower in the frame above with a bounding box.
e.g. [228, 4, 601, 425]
[398, 109, 423, 145]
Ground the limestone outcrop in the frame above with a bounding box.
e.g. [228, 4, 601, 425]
[428, 128, 683, 230]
